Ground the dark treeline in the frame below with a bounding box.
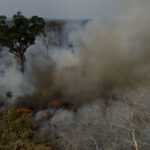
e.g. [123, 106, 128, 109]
[0, 12, 88, 73]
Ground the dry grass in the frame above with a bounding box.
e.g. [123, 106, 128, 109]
[0, 108, 52, 150]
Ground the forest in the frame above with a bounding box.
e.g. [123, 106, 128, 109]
[0, 1, 150, 150]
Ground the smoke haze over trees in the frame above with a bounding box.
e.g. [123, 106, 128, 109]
[0, 0, 150, 150]
[0, 12, 45, 72]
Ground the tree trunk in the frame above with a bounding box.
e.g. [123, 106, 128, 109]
[20, 54, 25, 73]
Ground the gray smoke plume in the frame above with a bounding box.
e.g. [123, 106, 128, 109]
[0, 1, 150, 109]
[33, 90, 150, 149]
[0, 1, 150, 149]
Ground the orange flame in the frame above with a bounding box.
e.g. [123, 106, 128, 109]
[17, 107, 32, 114]
[50, 100, 60, 108]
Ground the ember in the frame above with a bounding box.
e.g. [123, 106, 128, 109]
[17, 107, 32, 114]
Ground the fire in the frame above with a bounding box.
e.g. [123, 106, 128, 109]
[50, 100, 60, 108]
[7, 109, 12, 116]
[43, 115, 49, 120]
[17, 107, 32, 114]
[7, 107, 32, 116]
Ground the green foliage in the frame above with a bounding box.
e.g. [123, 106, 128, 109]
[6, 91, 13, 100]
[0, 110, 53, 149]
[0, 11, 45, 72]
[7, 108, 19, 120]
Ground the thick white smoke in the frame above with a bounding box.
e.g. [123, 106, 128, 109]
[1, 1, 150, 107]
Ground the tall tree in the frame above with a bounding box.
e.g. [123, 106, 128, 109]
[0, 12, 45, 72]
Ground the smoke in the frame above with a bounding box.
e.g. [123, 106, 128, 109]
[0, 1, 150, 149]
[33, 91, 150, 149]
[0, 1, 150, 108]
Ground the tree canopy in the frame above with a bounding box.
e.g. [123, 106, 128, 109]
[0, 11, 45, 72]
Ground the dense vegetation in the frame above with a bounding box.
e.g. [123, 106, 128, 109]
[0, 108, 53, 150]
[0, 11, 150, 150]
[0, 12, 45, 72]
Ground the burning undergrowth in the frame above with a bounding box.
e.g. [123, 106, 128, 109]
[0, 1, 150, 149]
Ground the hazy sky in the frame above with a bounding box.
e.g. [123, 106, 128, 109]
[0, 0, 122, 19]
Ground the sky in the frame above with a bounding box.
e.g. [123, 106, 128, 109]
[0, 0, 124, 19]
